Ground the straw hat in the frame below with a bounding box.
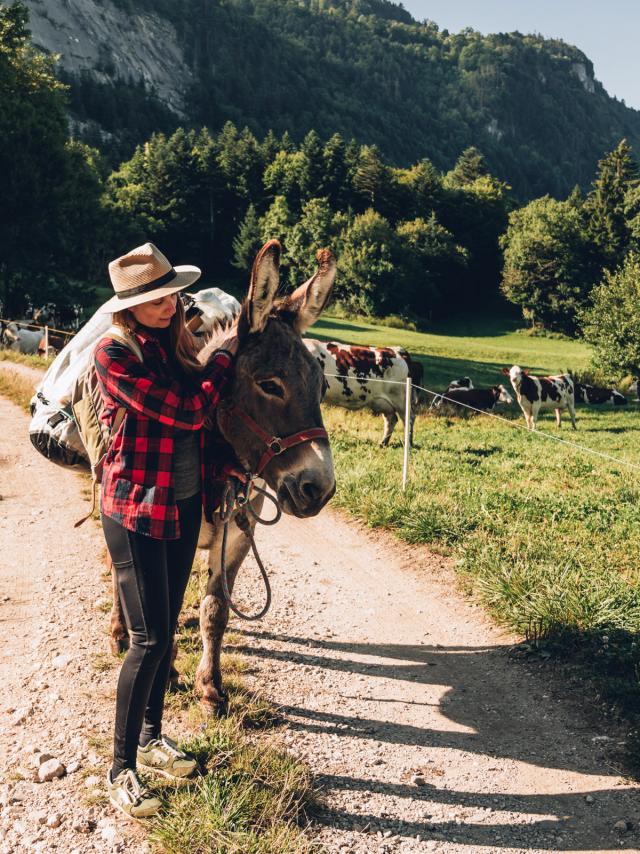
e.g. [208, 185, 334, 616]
[100, 243, 201, 313]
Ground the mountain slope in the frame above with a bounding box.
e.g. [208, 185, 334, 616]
[24, 0, 640, 197]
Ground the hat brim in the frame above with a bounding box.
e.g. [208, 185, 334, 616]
[99, 266, 201, 313]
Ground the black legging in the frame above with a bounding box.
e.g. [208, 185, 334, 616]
[101, 493, 202, 778]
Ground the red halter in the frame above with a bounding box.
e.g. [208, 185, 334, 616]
[229, 404, 328, 477]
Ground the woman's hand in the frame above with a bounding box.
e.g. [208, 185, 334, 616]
[217, 332, 239, 356]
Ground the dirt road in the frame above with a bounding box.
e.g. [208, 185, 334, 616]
[1, 385, 638, 854]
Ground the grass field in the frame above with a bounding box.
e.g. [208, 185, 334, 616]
[313, 312, 640, 769]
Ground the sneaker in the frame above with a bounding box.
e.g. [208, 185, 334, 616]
[106, 768, 161, 820]
[137, 735, 197, 780]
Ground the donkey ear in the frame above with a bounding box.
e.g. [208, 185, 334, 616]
[281, 248, 336, 334]
[244, 240, 281, 334]
[501, 367, 510, 375]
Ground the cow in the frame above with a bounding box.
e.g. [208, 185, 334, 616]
[431, 376, 474, 408]
[304, 339, 423, 446]
[1, 322, 43, 354]
[438, 384, 513, 413]
[574, 382, 627, 406]
[503, 365, 576, 430]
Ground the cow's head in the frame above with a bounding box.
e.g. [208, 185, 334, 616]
[495, 384, 513, 405]
[202, 241, 336, 518]
[503, 365, 528, 388]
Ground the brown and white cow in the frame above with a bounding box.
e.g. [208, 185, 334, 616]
[304, 339, 423, 446]
[503, 365, 576, 430]
[574, 382, 627, 406]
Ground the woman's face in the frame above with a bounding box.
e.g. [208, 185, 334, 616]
[130, 293, 177, 328]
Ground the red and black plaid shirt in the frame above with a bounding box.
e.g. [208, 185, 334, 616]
[95, 328, 234, 540]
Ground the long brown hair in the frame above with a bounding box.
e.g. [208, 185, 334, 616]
[112, 297, 201, 374]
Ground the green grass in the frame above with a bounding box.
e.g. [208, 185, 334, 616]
[0, 349, 53, 369]
[152, 559, 316, 853]
[313, 312, 640, 769]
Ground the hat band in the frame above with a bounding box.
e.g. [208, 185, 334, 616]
[116, 268, 177, 299]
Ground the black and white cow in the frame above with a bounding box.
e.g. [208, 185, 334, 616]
[304, 339, 423, 446]
[431, 376, 474, 408]
[504, 365, 576, 430]
[574, 382, 627, 406]
[439, 384, 513, 413]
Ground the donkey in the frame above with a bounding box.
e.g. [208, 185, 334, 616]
[109, 240, 337, 710]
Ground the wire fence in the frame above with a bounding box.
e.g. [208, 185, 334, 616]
[323, 371, 640, 483]
[0, 317, 75, 356]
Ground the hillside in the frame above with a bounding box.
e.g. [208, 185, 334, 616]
[23, 0, 640, 198]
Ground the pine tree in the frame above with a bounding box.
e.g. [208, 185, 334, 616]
[232, 204, 262, 271]
[585, 139, 639, 270]
[445, 146, 488, 187]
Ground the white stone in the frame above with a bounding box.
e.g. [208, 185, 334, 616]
[84, 776, 101, 789]
[66, 760, 81, 774]
[51, 654, 72, 668]
[46, 814, 62, 829]
[37, 758, 65, 782]
[10, 708, 31, 726]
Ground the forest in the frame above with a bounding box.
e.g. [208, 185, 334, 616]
[59, 0, 640, 200]
[2, 1, 640, 378]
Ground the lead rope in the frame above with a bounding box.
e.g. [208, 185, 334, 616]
[218, 478, 282, 621]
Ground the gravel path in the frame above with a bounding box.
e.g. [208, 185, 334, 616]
[230, 505, 640, 853]
[1, 388, 639, 854]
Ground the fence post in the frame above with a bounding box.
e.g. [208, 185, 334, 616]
[402, 376, 412, 491]
[44, 325, 49, 357]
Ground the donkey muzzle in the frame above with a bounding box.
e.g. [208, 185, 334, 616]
[277, 471, 336, 518]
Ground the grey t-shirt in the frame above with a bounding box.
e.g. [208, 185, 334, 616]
[173, 429, 201, 500]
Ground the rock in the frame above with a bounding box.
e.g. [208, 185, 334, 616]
[30, 753, 54, 769]
[51, 654, 72, 668]
[10, 708, 31, 726]
[411, 774, 427, 786]
[66, 760, 81, 774]
[613, 819, 632, 834]
[12, 820, 27, 835]
[71, 816, 93, 834]
[35, 812, 48, 826]
[584, 795, 595, 804]
[97, 819, 119, 845]
[84, 775, 102, 789]
[46, 814, 62, 829]
[37, 758, 65, 782]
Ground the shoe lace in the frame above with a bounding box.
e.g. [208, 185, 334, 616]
[121, 769, 151, 804]
[158, 735, 186, 759]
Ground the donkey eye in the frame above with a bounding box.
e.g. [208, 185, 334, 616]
[258, 379, 284, 398]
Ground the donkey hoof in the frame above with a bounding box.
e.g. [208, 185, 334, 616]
[199, 693, 227, 716]
[108, 636, 129, 656]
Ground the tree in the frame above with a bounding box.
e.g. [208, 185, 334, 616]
[500, 196, 595, 332]
[585, 139, 639, 271]
[582, 253, 640, 379]
[0, 1, 103, 312]
[232, 204, 262, 272]
[336, 209, 399, 315]
[396, 214, 468, 316]
[445, 146, 488, 187]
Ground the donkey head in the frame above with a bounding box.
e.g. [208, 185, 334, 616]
[217, 240, 336, 517]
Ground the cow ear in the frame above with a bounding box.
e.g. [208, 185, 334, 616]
[501, 367, 510, 375]
[280, 248, 336, 334]
[242, 240, 281, 334]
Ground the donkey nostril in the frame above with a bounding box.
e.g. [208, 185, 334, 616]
[300, 479, 322, 502]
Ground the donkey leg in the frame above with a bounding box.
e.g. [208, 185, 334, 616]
[107, 553, 129, 656]
[195, 507, 261, 712]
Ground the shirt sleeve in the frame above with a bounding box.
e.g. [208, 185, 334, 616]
[95, 339, 232, 431]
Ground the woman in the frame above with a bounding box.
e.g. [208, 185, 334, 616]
[95, 242, 238, 819]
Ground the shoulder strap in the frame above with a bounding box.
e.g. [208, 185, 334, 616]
[104, 325, 144, 363]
